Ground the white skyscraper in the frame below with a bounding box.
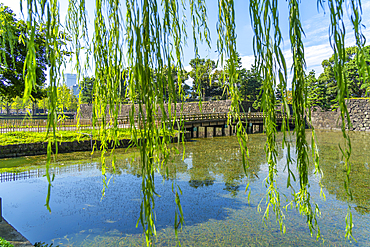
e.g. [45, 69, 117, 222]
[64, 73, 79, 96]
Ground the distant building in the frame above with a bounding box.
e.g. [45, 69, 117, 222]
[64, 73, 79, 96]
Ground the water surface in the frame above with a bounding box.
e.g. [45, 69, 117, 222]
[0, 130, 370, 246]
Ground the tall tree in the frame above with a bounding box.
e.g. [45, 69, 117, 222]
[317, 45, 370, 108]
[0, 4, 47, 107]
[239, 65, 262, 103]
[305, 70, 330, 109]
[155, 65, 188, 102]
[80, 77, 95, 104]
[189, 58, 222, 100]
[344, 45, 370, 97]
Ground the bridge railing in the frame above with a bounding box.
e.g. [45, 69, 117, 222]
[0, 112, 288, 133]
[116, 111, 286, 123]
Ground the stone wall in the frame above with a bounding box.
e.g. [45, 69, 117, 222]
[0, 137, 185, 159]
[0, 139, 126, 159]
[310, 98, 370, 131]
[79, 100, 258, 120]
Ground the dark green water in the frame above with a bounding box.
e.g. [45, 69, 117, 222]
[0, 130, 369, 246]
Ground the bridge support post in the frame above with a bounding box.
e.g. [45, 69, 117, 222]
[259, 124, 263, 133]
[196, 128, 199, 138]
[204, 127, 208, 138]
[229, 125, 232, 136]
[213, 127, 216, 137]
[191, 128, 194, 138]
[222, 126, 225, 136]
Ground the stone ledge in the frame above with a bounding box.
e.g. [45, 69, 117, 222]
[0, 136, 184, 159]
[0, 217, 33, 247]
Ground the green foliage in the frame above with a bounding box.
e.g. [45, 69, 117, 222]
[11, 96, 32, 114]
[0, 237, 14, 247]
[151, 65, 189, 102]
[56, 85, 77, 112]
[33, 242, 59, 247]
[316, 45, 370, 109]
[305, 70, 329, 109]
[80, 77, 95, 104]
[189, 58, 222, 100]
[239, 65, 262, 103]
[0, 129, 133, 146]
[0, 4, 47, 104]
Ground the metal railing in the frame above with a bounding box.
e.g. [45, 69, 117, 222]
[0, 112, 287, 133]
[0, 163, 97, 183]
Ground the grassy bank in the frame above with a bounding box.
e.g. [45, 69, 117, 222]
[0, 129, 133, 146]
[0, 128, 178, 146]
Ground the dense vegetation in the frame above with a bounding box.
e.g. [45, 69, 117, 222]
[305, 45, 370, 110]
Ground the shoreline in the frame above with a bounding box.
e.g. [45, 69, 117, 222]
[0, 135, 187, 159]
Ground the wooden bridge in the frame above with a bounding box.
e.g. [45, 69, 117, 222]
[172, 112, 291, 138]
[0, 112, 292, 136]
[116, 111, 292, 138]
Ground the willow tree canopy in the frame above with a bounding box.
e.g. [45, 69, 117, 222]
[1, 0, 369, 245]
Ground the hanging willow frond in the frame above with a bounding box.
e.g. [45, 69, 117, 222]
[289, 0, 322, 238]
[250, 0, 287, 233]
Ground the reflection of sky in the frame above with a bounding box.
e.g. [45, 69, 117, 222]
[1, 133, 370, 246]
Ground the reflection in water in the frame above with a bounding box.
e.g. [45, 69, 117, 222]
[189, 179, 215, 188]
[313, 130, 370, 215]
[0, 131, 370, 246]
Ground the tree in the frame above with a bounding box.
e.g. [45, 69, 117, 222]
[239, 65, 262, 103]
[0, 5, 47, 108]
[51, 85, 77, 112]
[11, 96, 31, 114]
[305, 70, 329, 109]
[344, 45, 370, 97]
[80, 77, 95, 104]
[153, 65, 189, 102]
[317, 45, 370, 109]
[188, 58, 223, 100]
[37, 96, 49, 113]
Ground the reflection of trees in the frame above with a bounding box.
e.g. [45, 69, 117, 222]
[189, 179, 215, 188]
[315, 131, 370, 214]
[180, 136, 266, 194]
[106, 136, 266, 196]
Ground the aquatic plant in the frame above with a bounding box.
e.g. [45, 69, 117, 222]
[0, 237, 14, 247]
[1, 0, 368, 245]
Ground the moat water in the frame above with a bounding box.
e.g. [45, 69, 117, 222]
[0, 130, 369, 246]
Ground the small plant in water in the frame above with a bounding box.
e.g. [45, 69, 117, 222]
[33, 242, 59, 247]
[0, 237, 14, 247]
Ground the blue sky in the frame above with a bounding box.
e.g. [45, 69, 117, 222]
[2, 0, 370, 85]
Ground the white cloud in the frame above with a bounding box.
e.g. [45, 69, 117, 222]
[184, 77, 193, 87]
[240, 55, 255, 70]
[184, 65, 192, 72]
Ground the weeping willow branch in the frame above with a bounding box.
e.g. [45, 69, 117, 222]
[250, 0, 287, 233]
[289, 0, 322, 238]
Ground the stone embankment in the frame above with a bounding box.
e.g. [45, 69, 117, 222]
[0, 137, 183, 159]
[310, 98, 370, 131]
[0, 217, 33, 247]
[79, 100, 258, 120]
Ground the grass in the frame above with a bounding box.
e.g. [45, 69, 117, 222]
[0, 129, 133, 146]
[0, 128, 178, 146]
